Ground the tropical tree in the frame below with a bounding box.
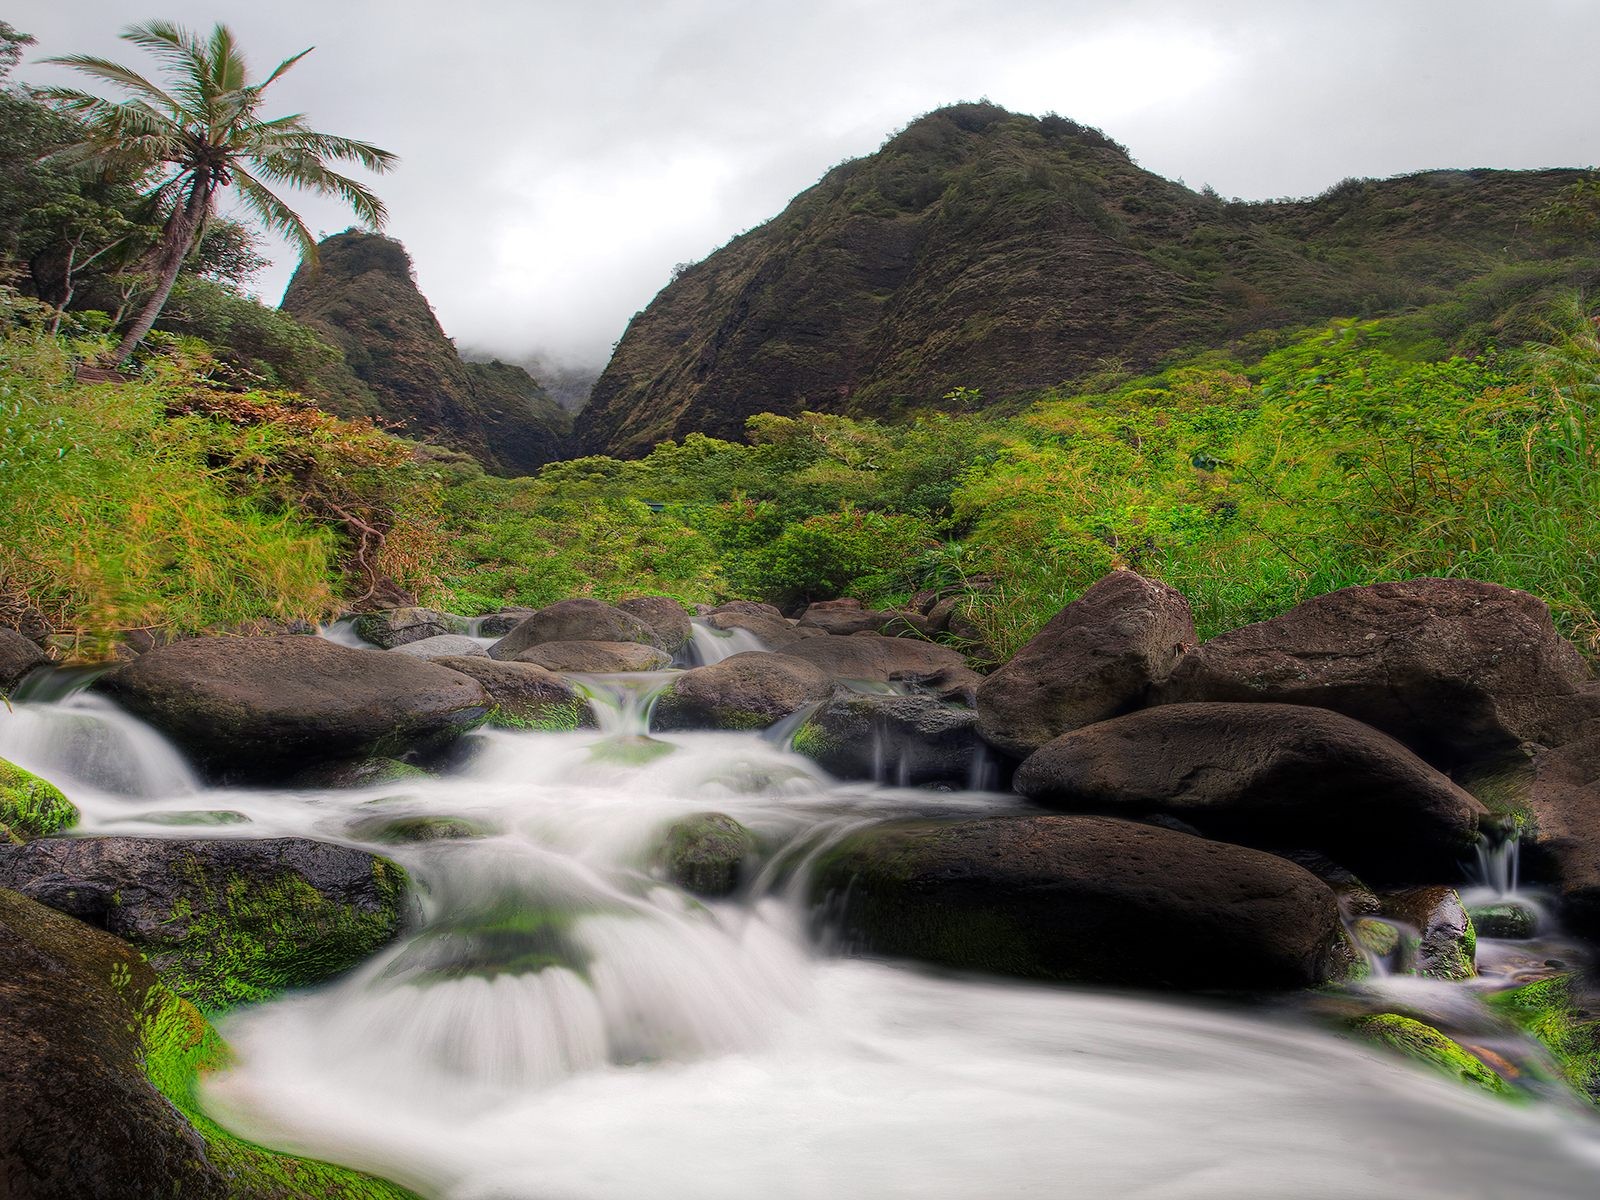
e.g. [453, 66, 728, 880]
[39, 20, 396, 363]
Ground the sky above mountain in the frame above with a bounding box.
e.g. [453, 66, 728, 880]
[14, 0, 1600, 368]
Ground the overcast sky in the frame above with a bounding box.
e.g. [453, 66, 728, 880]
[12, 1, 1600, 368]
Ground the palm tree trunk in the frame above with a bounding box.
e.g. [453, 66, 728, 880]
[108, 175, 213, 365]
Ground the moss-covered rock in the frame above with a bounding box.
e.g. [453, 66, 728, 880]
[0, 837, 408, 1010]
[656, 813, 757, 897]
[353, 607, 469, 649]
[290, 757, 432, 789]
[1488, 974, 1600, 1105]
[0, 757, 76, 844]
[347, 813, 490, 844]
[1469, 901, 1539, 940]
[792, 692, 982, 786]
[1351, 917, 1401, 959]
[385, 905, 588, 983]
[1383, 887, 1477, 980]
[1350, 1013, 1510, 1096]
[0, 886, 419, 1199]
[433, 655, 595, 731]
[589, 734, 677, 767]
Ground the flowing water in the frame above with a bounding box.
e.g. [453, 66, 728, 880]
[4, 657, 1600, 1199]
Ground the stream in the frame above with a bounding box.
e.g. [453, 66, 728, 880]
[4, 626, 1600, 1199]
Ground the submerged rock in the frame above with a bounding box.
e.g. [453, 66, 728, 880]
[0, 836, 409, 1010]
[353, 606, 469, 649]
[512, 640, 672, 674]
[289, 757, 431, 789]
[812, 814, 1354, 990]
[1383, 887, 1477, 981]
[0, 628, 47, 693]
[792, 693, 982, 786]
[1014, 703, 1485, 881]
[1469, 901, 1539, 940]
[432, 656, 594, 730]
[96, 635, 491, 781]
[617, 596, 694, 655]
[656, 813, 757, 897]
[977, 571, 1194, 758]
[652, 651, 835, 731]
[0, 758, 76, 843]
[1349, 1013, 1508, 1096]
[1161, 578, 1593, 765]
[0, 887, 420, 1199]
[488, 598, 662, 660]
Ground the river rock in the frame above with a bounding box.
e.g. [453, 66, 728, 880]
[1161, 579, 1593, 765]
[95, 635, 491, 781]
[433, 656, 595, 730]
[710, 600, 785, 620]
[976, 571, 1195, 758]
[0, 758, 76, 843]
[703, 609, 820, 648]
[0, 628, 47, 693]
[389, 633, 488, 660]
[652, 651, 835, 731]
[1513, 707, 1600, 942]
[0, 886, 414, 1200]
[489, 598, 662, 659]
[512, 640, 672, 673]
[287, 757, 431, 789]
[1468, 901, 1538, 940]
[353, 606, 469, 648]
[1349, 1013, 1508, 1095]
[476, 607, 538, 637]
[812, 814, 1354, 989]
[793, 693, 983, 786]
[780, 634, 981, 704]
[1383, 886, 1477, 980]
[617, 596, 694, 654]
[0, 836, 409, 1009]
[1014, 703, 1485, 881]
[655, 812, 757, 896]
[797, 602, 927, 637]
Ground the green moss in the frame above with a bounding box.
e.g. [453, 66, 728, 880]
[1351, 917, 1400, 958]
[1350, 1013, 1510, 1096]
[155, 858, 408, 1011]
[589, 735, 676, 766]
[393, 906, 589, 983]
[789, 721, 839, 759]
[348, 814, 489, 844]
[1469, 902, 1538, 940]
[488, 697, 590, 731]
[658, 813, 756, 896]
[0, 756, 77, 842]
[1488, 975, 1600, 1104]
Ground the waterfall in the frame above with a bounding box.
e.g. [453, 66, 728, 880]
[685, 620, 767, 665]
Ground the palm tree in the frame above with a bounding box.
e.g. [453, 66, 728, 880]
[40, 20, 396, 364]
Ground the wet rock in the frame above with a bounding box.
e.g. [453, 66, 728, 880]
[512, 640, 673, 673]
[812, 814, 1354, 990]
[1161, 578, 1593, 765]
[1351, 918, 1401, 959]
[703, 609, 820, 648]
[488, 598, 661, 660]
[347, 814, 489, 844]
[389, 633, 488, 660]
[1512, 709, 1600, 943]
[656, 812, 757, 896]
[96, 635, 491, 782]
[0, 836, 409, 1009]
[1278, 851, 1382, 918]
[432, 656, 595, 730]
[0, 887, 416, 1200]
[0, 628, 47, 693]
[792, 693, 983, 786]
[1015, 703, 1485, 882]
[475, 607, 538, 637]
[652, 651, 835, 731]
[977, 571, 1195, 758]
[1348, 1013, 1509, 1096]
[1384, 887, 1477, 980]
[797, 602, 928, 637]
[0, 758, 76, 843]
[288, 757, 431, 789]
[780, 634, 981, 704]
[588, 734, 676, 766]
[353, 606, 469, 649]
[1488, 974, 1600, 1105]
[1469, 902, 1539, 940]
[709, 600, 784, 620]
[617, 596, 694, 655]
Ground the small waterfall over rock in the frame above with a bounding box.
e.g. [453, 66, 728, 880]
[686, 620, 767, 665]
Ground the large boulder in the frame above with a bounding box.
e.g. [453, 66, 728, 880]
[432, 656, 595, 730]
[797, 602, 928, 637]
[0, 628, 47, 693]
[702, 609, 820, 648]
[780, 634, 981, 704]
[512, 640, 672, 674]
[792, 693, 983, 786]
[95, 636, 491, 780]
[488, 598, 661, 659]
[812, 814, 1353, 989]
[975, 571, 1195, 758]
[1015, 703, 1486, 881]
[652, 651, 835, 731]
[0, 887, 416, 1200]
[475, 607, 538, 637]
[0, 836, 408, 1010]
[0, 758, 76, 843]
[352, 606, 468, 648]
[617, 596, 694, 655]
[1507, 704, 1600, 941]
[388, 633, 488, 660]
[1161, 579, 1593, 765]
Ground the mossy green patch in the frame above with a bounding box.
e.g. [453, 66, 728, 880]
[1350, 1013, 1510, 1097]
[1351, 917, 1400, 958]
[489, 697, 590, 732]
[658, 813, 756, 896]
[0, 756, 77, 843]
[1488, 975, 1600, 1104]
[347, 813, 490, 844]
[588, 735, 676, 767]
[391, 905, 589, 983]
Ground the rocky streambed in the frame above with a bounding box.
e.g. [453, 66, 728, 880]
[3, 575, 1600, 1198]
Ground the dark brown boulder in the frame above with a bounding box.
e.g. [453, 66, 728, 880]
[0, 836, 408, 1010]
[652, 651, 835, 731]
[475, 607, 538, 637]
[1161, 579, 1592, 765]
[780, 634, 981, 704]
[703, 609, 821, 648]
[488, 598, 662, 659]
[512, 640, 672, 673]
[797, 602, 928, 637]
[96, 636, 490, 781]
[975, 571, 1194, 758]
[1015, 703, 1485, 881]
[432, 656, 595, 730]
[812, 814, 1354, 989]
[617, 596, 694, 654]
[1382, 886, 1476, 980]
[793, 693, 983, 786]
[0, 629, 47, 694]
[352, 606, 468, 648]
[1512, 694, 1600, 941]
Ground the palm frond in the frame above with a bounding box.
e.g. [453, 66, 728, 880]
[258, 46, 313, 91]
[37, 55, 177, 111]
[251, 152, 389, 228]
[231, 167, 317, 258]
